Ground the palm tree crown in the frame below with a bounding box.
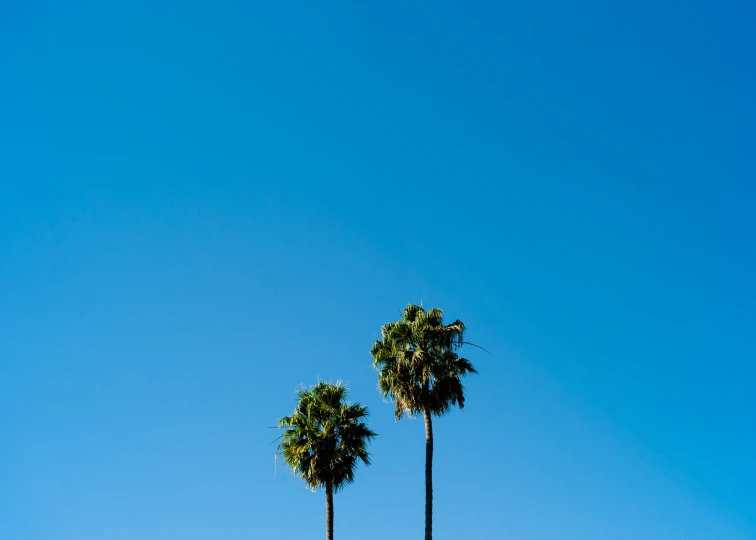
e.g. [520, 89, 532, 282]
[278, 381, 377, 492]
[371, 303, 477, 419]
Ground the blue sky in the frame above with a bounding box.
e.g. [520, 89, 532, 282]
[1, 1, 755, 538]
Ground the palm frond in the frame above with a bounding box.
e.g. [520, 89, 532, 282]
[370, 303, 480, 419]
[276, 381, 377, 493]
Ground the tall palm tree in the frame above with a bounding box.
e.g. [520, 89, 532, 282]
[277, 381, 377, 540]
[371, 304, 477, 540]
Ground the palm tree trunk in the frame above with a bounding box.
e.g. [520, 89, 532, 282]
[423, 405, 433, 540]
[325, 480, 334, 540]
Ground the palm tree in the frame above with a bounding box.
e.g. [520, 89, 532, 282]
[277, 381, 377, 540]
[371, 304, 477, 540]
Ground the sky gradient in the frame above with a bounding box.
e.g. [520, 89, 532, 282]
[2, 1, 755, 539]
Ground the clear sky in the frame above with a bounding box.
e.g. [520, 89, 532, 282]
[1, 1, 755, 539]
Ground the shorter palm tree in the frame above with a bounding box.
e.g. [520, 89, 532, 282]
[277, 381, 377, 540]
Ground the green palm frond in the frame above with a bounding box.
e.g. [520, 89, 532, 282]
[371, 304, 478, 419]
[277, 381, 377, 493]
